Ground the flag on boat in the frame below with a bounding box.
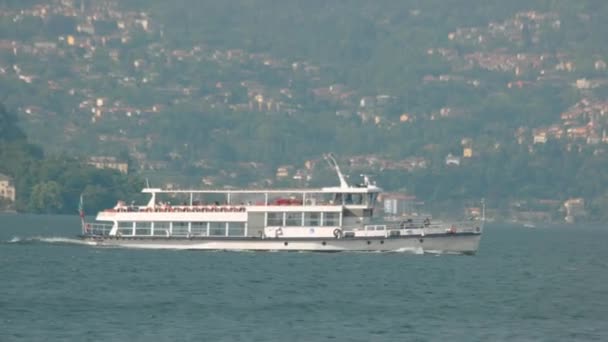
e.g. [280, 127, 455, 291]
[78, 194, 84, 218]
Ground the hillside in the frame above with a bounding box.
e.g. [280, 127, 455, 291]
[0, 104, 143, 213]
[2, 0, 608, 220]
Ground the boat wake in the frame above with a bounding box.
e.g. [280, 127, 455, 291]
[390, 247, 425, 254]
[5, 236, 94, 246]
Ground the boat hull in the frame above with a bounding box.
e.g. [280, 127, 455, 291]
[80, 233, 481, 254]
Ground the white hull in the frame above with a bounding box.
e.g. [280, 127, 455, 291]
[82, 233, 481, 254]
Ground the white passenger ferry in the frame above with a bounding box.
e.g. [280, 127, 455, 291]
[80, 156, 483, 254]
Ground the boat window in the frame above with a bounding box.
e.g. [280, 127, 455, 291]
[228, 222, 245, 236]
[285, 212, 302, 226]
[153, 222, 170, 236]
[267, 212, 283, 226]
[191, 222, 207, 236]
[304, 212, 320, 226]
[135, 222, 151, 236]
[117, 221, 134, 235]
[172, 222, 189, 236]
[368, 193, 378, 206]
[209, 222, 226, 236]
[323, 213, 338, 226]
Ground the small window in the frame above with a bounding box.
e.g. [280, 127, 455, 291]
[285, 212, 302, 226]
[135, 222, 151, 235]
[153, 222, 169, 236]
[304, 212, 320, 226]
[172, 222, 189, 236]
[369, 193, 378, 206]
[135, 222, 151, 236]
[118, 221, 133, 228]
[209, 222, 226, 236]
[117, 221, 133, 235]
[323, 213, 338, 226]
[191, 222, 207, 236]
[228, 222, 245, 236]
[267, 212, 283, 226]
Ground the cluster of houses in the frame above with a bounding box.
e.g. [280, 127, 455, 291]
[2, 3, 607, 221]
[526, 99, 608, 146]
[448, 11, 561, 46]
[87, 156, 128, 174]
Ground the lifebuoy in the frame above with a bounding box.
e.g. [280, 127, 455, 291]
[333, 228, 343, 239]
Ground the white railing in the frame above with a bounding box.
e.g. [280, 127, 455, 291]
[354, 220, 482, 237]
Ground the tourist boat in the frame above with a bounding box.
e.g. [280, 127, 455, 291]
[79, 155, 483, 254]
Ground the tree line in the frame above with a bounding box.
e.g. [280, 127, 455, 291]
[0, 104, 144, 214]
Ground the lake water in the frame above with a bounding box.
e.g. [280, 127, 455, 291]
[1, 214, 607, 341]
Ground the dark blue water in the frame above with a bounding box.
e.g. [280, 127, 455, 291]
[1, 214, 607, 341]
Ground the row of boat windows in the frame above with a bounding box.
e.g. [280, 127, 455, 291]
[266, 212, 339, 227]
[116, 221, 246, 237]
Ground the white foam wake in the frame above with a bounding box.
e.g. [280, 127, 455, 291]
[391, 246, 425, 254]
[6, 236, 94, 246]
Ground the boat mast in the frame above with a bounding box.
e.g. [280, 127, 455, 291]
[481, 198, 486, 229]
[324, 153, 349, 188]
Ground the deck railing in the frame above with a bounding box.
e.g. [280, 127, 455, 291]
[352, 220, 482, 236]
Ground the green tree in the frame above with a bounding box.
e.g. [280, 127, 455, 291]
[28, 181, 63, 213]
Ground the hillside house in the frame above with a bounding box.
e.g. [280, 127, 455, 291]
[564, 198, 585, 223]
[88, 156, 128, 174]
[445, 154, 461, 166]
[275, 166, 292, 179]
[0, 174, 16, 203]
[533, 131, 548, 144]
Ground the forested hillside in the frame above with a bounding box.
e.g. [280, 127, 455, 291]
[2, 0, 608, 220]
[0, 104, 143, 213]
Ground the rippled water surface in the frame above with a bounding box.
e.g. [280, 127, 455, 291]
[1, 214, 607, 341]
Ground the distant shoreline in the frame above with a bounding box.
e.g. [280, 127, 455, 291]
[0, 210, 17, 214]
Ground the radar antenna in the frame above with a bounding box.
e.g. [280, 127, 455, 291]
[324, 153, 349, 188]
